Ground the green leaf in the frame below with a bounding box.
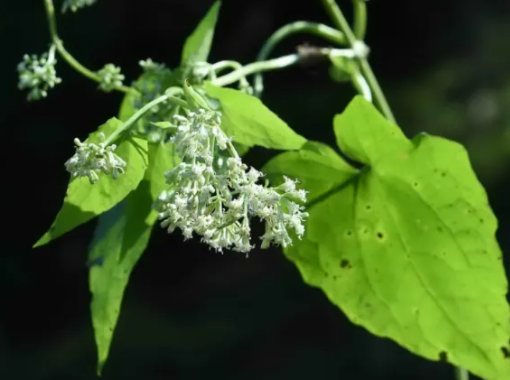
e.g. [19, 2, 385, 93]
[34, 118, 148, 247]
[204, 83, 307, 150]
[183, 79, 212, 111]
[181, 1, 221, 66]
[329, 56, 358, 83]
[282, 96, 510, 380]
[89, 140, 174, 374]
[150, 121, 174, 130]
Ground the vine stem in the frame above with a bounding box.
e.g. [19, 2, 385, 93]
[253, 21, 346, 96]
[212, 54, 300, 87]
[105, 88, 185, 145]
[320, 0, 395, 123]
[353, 0, 367, 40]
[43, 0, 133, 95]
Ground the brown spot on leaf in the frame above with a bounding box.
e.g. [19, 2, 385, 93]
[340, 259, 352, 269]
[376, 232, 384, 240]
[501, 347, 510, 358]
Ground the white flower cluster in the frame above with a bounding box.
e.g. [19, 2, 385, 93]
[62, 0, 98, 13]
[17, 45, 62, 101]
[97, 64, 125, 92]
[65, 132, 126, 184]
[156, 109, 308, 253]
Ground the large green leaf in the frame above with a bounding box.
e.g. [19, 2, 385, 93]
[204, 83, 307, 150]
[89, 140, 174, 374]
[181, 1, 221, 66]
[34, 118, 148, 247]
[269, 96, 510, 380]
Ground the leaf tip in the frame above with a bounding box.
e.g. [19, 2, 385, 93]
[33, 234, 49, 248]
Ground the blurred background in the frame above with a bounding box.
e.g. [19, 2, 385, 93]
[2, 0, 510, 379]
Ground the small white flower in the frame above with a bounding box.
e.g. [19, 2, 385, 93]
[64, 132, 126, 184]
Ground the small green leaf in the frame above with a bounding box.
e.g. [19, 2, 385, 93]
[183, 79, 211, 111]
[204, 83, 307, 150]
[89, 139, 174, 374]
[329, 56, 358, 83]
[33, 118, 148, 247]
[150, 121, 174, 130]
[282, 96, 510, 380]
[181, 1, 221, 66]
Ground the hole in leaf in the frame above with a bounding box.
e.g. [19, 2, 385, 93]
[501, 346, 510, 358]
[439, 351, 448, 362]
[376, 232, 384, 240]
[340, 259, 352, 269]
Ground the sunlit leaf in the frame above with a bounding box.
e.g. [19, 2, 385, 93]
[89, 140, 174, 374]
[181, 1, 221, 66]
[204, 83, 307, 150]
[270, 96, 510, 380]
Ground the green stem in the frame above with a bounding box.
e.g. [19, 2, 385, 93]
[105, 88, 185, 145]
[211, 60, 244, 75]
[212, 54, 300, 87]
[254, 21, 346, 96]
[353, 0, 367, 40]
[320, 0, 395, 123]
[455, 368, 469, 380]
[211, 61, 251, 88]
[43, 0, 133, 95]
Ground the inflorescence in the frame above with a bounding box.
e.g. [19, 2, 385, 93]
[64, 132, 127, 184]
[155, 109, 308, 253]
[17, 45, 62, 101]
[97, 64, 125, 92]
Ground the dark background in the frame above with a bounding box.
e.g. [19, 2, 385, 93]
[2, 0, 510, 379]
